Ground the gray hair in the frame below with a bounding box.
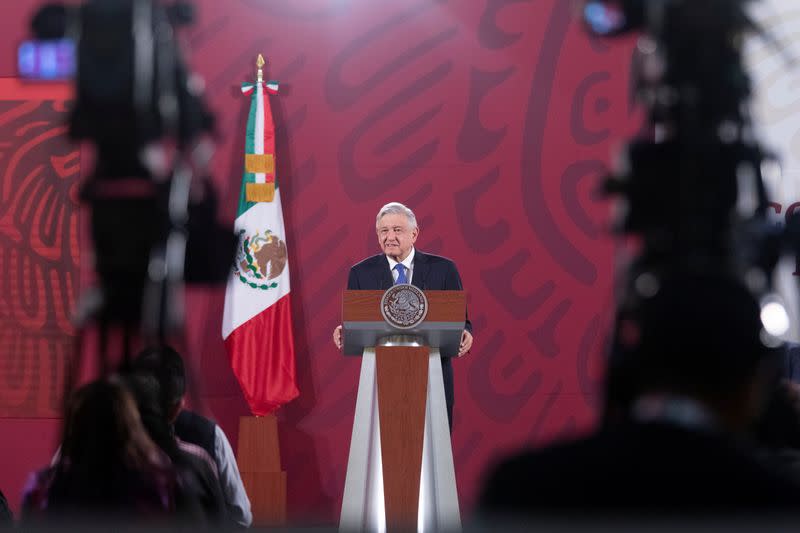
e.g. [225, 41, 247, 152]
[376, 202, 418, 229]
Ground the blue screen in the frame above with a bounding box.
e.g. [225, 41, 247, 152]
[18, 39, 76, 80]
[584, 2, 628, 35]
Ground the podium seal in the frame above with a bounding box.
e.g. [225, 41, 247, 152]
[380, 284, 428, 329]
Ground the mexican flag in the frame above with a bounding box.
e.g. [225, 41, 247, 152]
[221, 78, 299, 415]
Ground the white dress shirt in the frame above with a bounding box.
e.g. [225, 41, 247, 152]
[387, 247, 415, 284]
[214, 425, 253, 526]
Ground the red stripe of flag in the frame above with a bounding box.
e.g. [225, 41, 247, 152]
[224, 294, 299, 415]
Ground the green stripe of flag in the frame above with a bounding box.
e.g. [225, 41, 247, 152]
[237, 83, 260, 217]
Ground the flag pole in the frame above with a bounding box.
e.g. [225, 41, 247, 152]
[244, 53, 275, 203]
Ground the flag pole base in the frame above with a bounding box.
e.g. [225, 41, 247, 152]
[238, 414, 287, 525]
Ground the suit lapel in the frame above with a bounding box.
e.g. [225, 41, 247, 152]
[375, 255, 393, 290]
[411, 250, 429, 290]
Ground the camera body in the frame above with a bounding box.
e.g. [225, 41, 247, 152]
[582, 0, 800, 425]
[585, 0, 789, 293]
[31, 0, 235, 330]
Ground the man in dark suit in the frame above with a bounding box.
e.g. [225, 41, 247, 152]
[479, 274, 800, 519]
[333, 202, 473, 427]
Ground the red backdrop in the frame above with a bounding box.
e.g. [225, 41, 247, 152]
[0, 0, 639, 522]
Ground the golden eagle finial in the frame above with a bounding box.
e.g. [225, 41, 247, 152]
[256, 54, 266, 83]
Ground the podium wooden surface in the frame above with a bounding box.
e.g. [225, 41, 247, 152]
[342, 290, 466, 322]
[237, 415, 286, 525]
[341, 289, 467, 359]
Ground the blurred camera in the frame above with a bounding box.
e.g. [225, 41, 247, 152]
[584, 0, 793, 293]
[580, 1, 800, 378]
[30, 0, 236, 332]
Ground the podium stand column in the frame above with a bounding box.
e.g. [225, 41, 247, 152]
[375, 339, 428, 529]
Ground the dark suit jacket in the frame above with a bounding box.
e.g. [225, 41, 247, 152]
[346, 250, 471, 426]
[785, 343, 800, 383]
[175, 410, 217, 465]
[479, 420, 800, 518]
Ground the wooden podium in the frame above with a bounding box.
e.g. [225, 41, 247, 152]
[339, 287, 464, 532]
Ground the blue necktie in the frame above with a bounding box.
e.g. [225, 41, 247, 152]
[394, 264, 408, 285]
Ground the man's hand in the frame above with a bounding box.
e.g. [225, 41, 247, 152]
[458, 330, 473, 357]
[333, 325, 343, 350]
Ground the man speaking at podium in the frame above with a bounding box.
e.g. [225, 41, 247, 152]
[333, 202, 473, 428]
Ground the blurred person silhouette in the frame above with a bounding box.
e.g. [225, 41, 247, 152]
[599, 342, 641, 428]
[783, 343, 800, 385]
[132, 345, 251, 526]
[0, 489, 11, 524]
[125, 371, 226, 525]
[753, 378, 800, 478]
[479, 274, 800, 518]
[21, 378, 175, 524]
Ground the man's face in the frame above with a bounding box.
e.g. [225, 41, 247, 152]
[376, 213, 418, 261]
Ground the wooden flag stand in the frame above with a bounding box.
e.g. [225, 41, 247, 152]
[237, 415, 287, 525]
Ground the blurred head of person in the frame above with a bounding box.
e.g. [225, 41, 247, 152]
[125, 371, 180, 459]
[132, 345, 187, 422]
[45, 378, 171, 519]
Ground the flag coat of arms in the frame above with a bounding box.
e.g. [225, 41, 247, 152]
[222, 76, 299, 415]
